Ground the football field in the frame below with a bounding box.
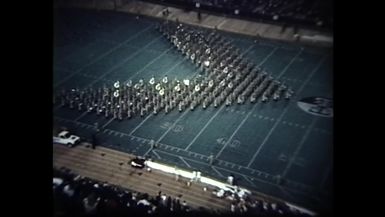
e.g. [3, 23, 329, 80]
[54, 8, 333, 212]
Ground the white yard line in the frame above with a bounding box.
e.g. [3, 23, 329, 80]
[276, 49, 302, 78]
[212, 166, 224, 177]
[54, 115, 314, 192]
[216, 47, 297, 159]
[101, 117, 116, 129]
[281, 117, 317, 177]
[73, 111, 89, 121]
[156, 111, 189, 143]
[242, 175, 256, 187]
[185, 44, 262, 151]
[152, 150, 162, 159]
[247, 56, 327, 168]
[129, 114, 153, 136]
[54, 25, 153, 88]
[184, 106, 224, 151]
[87, 35, 164, 87]
[122, 47, 173, 84]
[127, 53, 189, 136]
[215, 109, 254, 158]
[72, 34, 178, 128]
[179, 156, 192, 168]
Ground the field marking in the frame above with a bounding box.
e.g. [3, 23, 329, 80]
[156, 111, 189, 143]
[122, 47, 173, 83]
[53, 33, 162, 111]
[79, 73, 115, 83]
[184, 43, 264, 151]
[214, 47, 299, 161]
[215, 105, 257, 158]
[247, 56, 327, 168]
[258, 46, 279, 67]
[282, 77, 330, 88]
[152, 148, 311, 195]
[278, 186, 297, 201]
[76, 48, 169, 126]
[101, 117, 116, 129]
[143, 145, 154, 157]
[54, 25, 153, 88]
[73, 111, 88, 121]
[54, 115, 314, 190]
[179, 156, 192, 168]
[97, 38, 120, 45]
[87, 35, 165, 87]
[184, 106, 225, 151]
[124, 52, 190, 137]
[242, 175, 256, 187]
[152, 150, 162, 159]
[132, 48, 208, 147]
[275, 49, 302, 78]
[212, 166, 225, 177]
[129, 114, 153, 136]
[282, 117, 318, 177]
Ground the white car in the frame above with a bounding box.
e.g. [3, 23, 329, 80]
[53, 131, 80, 147]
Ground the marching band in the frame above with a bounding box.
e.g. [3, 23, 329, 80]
[54, 21, 294, 120]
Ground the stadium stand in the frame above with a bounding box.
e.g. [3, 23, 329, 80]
[54, 166, 314, 216]
[142, 0, 333, 30]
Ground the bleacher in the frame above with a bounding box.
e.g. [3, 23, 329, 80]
[142, 0, 333, 30]
[53, 143, 317, 216]
[53, 166, 314, 217]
